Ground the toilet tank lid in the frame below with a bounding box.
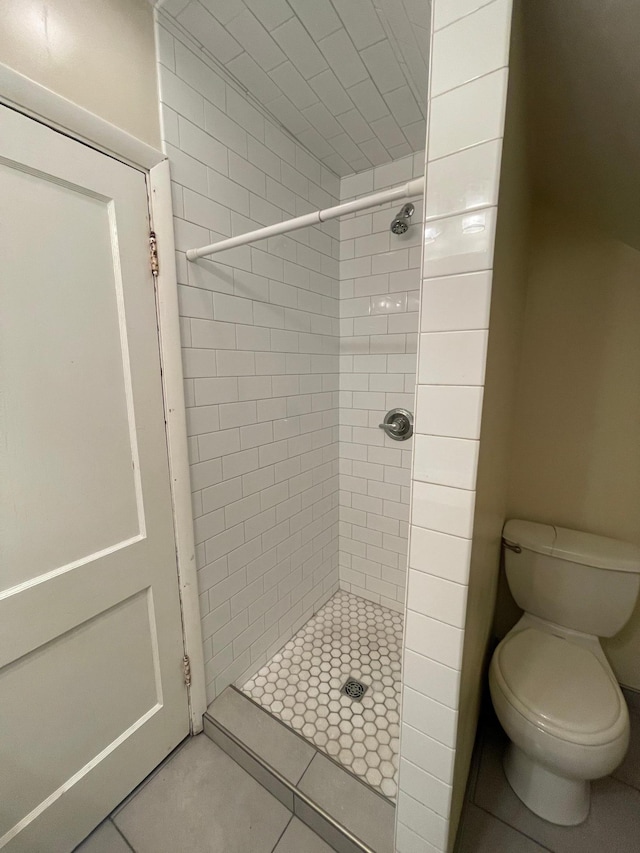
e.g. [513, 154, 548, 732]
[503, 519, 640, 574]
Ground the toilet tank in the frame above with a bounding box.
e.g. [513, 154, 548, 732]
[503, 520, 640, 637]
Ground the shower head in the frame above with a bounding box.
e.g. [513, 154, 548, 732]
[390, 202, 414, 235]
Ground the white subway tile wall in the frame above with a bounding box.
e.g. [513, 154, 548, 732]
[429, 0, 512, 97]
[161, 0, 428, 176]
[338, 152, 423, 612]
[156, 15, 341, 705]
[395, 0, 513, 850]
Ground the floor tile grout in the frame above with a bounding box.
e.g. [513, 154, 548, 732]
[299, 751, 316, 783]
[106, 736, 297, 853]
[612, 775, 640, 793]
[470, 803, 556, 852]
[468, 739, 562, 852]
[111, 819, 137, 853]
[110, 736, 191, 819]
[269, 813, 294, 853]
[298, 753, 316, 787]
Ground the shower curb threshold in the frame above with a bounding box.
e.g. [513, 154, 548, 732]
[203, 688, 395, 853]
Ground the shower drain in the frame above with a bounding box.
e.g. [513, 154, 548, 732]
[340, 677, 368, 700]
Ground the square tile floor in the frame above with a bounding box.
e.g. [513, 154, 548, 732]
[74, 688, 640, 852]
[205, 687, 396, 853]
[76, 735, 339, 853]
[455, 705, 640, 852]
[241, 590, 403, 800]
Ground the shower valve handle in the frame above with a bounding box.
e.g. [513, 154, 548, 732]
[379, 408, 413, 441]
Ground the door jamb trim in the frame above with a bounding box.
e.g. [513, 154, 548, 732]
[0, 62, 206, 733]
[149, 161, 206, 733]
[0, 62, 165, 171]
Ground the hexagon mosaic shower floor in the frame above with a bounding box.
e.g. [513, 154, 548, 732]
[241, 590, 403, 800]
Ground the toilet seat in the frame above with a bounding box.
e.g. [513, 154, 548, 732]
[491, 628, 626, 746]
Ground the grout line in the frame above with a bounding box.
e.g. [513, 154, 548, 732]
[422, 201, 496, 227]
[399, 789, 449, 825]
[433, 0, 499, 33]
[155, 10, 345, 184]
[406, 604, 466, 631]
[403, 685, 461, 725]
[465, 734, 484, 806]
[269, 813, 294, 853]
[156, 9, 426, 177]
[426, 136, 504, 166]
[429, 65, 508, 102]
[204, 714, 377, 853]
[110, 819, 137, 853]
[472, 804, 555, 852]
[319, 9, 416, 156]
[297, 752, 316, 788]
[609, 773, 640, 794]
[109, 736, 191, 818]
[298, 747, 316, 782]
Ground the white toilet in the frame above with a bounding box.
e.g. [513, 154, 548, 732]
[489, 519, 640, 826]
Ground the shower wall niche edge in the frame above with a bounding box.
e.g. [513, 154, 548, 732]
[395, 0, 514, 851]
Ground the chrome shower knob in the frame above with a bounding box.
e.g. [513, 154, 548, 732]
[379, 408, 413, 441]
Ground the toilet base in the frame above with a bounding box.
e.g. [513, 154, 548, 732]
[503, 743, 590, 826]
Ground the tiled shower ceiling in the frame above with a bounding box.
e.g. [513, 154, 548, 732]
[161, 0, 429, 175]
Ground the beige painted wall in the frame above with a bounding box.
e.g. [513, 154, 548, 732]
[0, 0, 161, 147]
[448, 2, 529, 843]
[504, 207, 640, 688]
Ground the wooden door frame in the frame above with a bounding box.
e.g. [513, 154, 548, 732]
[0, 62, 206, 733]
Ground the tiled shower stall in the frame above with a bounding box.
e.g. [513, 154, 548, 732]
[156, 10, 423, 707]
[156, 0, 514, 849]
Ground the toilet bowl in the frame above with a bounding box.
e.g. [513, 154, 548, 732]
[489, 616, 629, 824]
[489, 520, 640, 825]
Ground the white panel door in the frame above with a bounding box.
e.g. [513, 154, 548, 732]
[0, 105, 189, 852]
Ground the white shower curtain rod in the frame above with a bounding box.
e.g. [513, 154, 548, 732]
[185, 176, 425, 261]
